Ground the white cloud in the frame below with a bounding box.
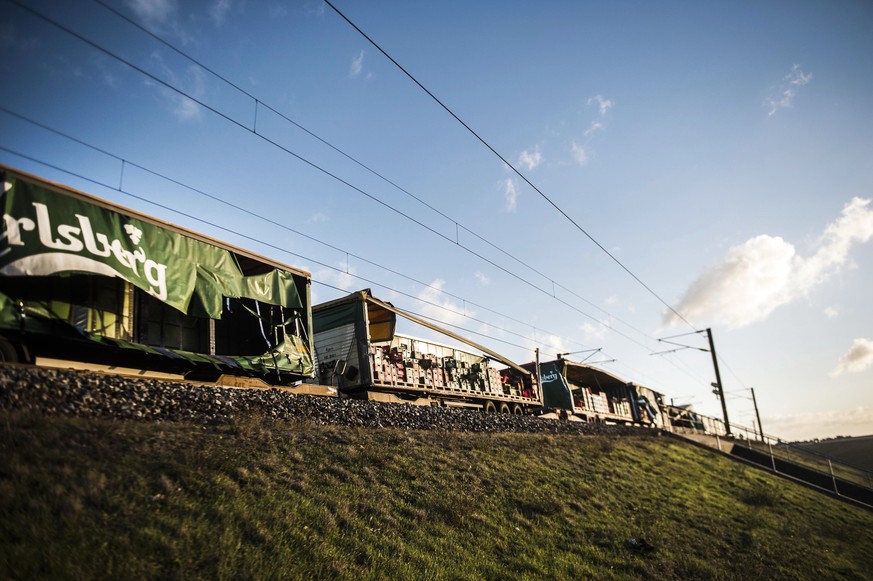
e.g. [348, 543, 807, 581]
[502, 178, 518, 212]
[667, 197, 873, 328]
[570, 141, 589, 166]
[474, 272, 490, 286]
[210, 0, 234, 27]
[127, 0, 177, 25]
[313, 261, 358, 293]
[518, 146, 543, 171]
[584, 95, 613, 136]
[170, 66, 205, 120]
[603, 296, 620, 307]
[579, 321, 607, 343]
[417, 280, 469, 328]
[146, 52, 206, 120]
[588, 95, 614, 117]
[583, 121, 603, 137]
[350, 50, 364, 77]
[174, 94, 201, 120]
[765, 406, 873, 441]
[824, 305, 839, 319]
[91, 54, 121, 89]
[787, 63, 813, 87]
[831, 338, 873, 376]
[766, 64, 812, 116]
[308, 212, 328, 224]
[521, 333, 569, 360]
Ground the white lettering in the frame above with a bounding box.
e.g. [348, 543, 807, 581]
[34, 203, 83, 251]
[108, 239, 136, 272]
[8, 202, 172, 301]
[77, 214, 112, 257]
[1, 214, 35, 246]
[144, 259, 168, 301]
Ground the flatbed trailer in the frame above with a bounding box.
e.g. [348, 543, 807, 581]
[309, 289, 540, 412]
[0, 165, 315, 384]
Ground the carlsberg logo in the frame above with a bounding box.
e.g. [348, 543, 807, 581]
[1, 202, 168, 300]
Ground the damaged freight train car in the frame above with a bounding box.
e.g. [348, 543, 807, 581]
[0, 166, 315, 384]
[533, 357, 667, 427]
[309, 289, 540, 412]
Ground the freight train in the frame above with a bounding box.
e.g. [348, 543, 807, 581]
[0, 165, 315, 386]
[0, 165, 726, 435]
[306, 289, 539, 413]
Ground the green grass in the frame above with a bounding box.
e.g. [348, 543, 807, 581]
[2, 412, 872, 580]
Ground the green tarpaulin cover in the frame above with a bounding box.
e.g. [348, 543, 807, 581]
[539, 360, 573, 410]
[1, 176, 301, 319]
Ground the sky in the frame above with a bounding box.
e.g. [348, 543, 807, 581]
[1, 0, 872, 441]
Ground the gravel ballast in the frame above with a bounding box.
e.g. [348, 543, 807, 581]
[0, 364, 650, 436]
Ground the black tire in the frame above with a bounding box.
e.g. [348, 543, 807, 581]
[499, 403, 511, 414]
[0, 338, 20, 363]
[512, 404, 524, 416]
[483, 401, 497, 414]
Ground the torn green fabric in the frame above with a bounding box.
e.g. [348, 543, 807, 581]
[1, 176, 302, 319]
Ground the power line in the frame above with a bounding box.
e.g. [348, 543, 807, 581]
[311, 280, 534, 354]
[0, 107, 593, 355]
[717, 353, 748, 389]
[0, 143, 720, 393]
[323, 0, 697, 331]
[4, 1, 741, 395]
[0, 143, 573, 357]
[86, 0, 655, 348]
[4, 0, 657, 352]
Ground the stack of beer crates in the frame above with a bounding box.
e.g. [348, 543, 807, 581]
[369, 344, 410, 385]
[487, 367, 503, 395]
[610, 398, 632, 418]
[589, 390, 611, 415]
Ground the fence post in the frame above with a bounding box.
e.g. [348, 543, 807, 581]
[768, 442, 777, 472]
[828, 459, 839, 496]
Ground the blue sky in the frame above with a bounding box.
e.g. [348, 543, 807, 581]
[2, 0, 872, 440]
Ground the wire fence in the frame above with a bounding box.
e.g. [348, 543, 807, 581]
[668, 419, 873, 508]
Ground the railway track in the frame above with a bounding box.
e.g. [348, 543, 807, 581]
[0, 362, 649, 436]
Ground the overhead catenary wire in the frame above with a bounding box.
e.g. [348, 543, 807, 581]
[717, 353, 749, 389]
[0, 144, 574, 357]
[310, 279, 536, 354]
[0, 141, 718, 391]
[323, 0, 698, 332]
[2, 1, 747, 398]
[3, 0, 655, 352]
[86, 0, 654, 347]
[0, 107, 596, 356]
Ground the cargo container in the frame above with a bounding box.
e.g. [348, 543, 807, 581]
[0, 165, 315, 385]
[309, 289, 540, 412]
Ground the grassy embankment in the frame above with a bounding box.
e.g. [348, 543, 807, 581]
[2, 412, 872, 579]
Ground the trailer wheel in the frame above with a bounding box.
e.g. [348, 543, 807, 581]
[512, 404, 524, 416]
[483, 401, 497, 414]
[0, 338, 19, 363]
[499, 403, 511, 414]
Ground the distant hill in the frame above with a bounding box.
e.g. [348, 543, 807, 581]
[798, 435, 873, 472]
